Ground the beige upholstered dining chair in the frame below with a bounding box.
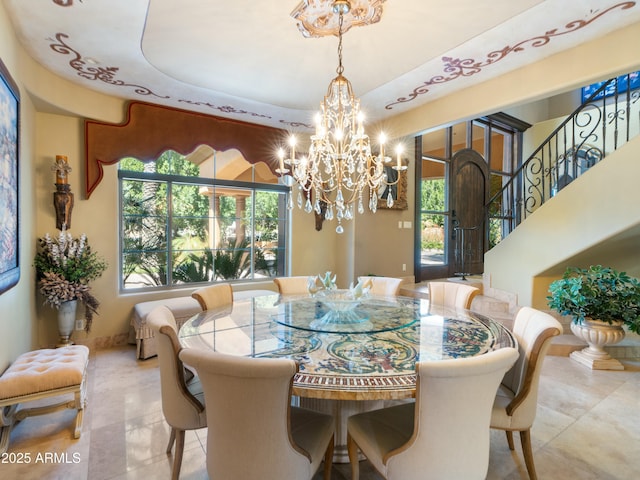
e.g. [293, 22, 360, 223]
[358, 276, 404, 297]
[347, 347, 519, 480]
[179, 348, 335, 480]
[274, 276, 311, 295]
[491, 307, 563, 480]
[428, 280, 480, 309]
[147, 306, 207, 480]
[191, 282, 233, 310]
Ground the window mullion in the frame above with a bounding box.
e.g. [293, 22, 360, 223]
[166, 181, 173, 287]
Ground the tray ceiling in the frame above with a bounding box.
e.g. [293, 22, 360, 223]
[4, 0, 639, 130]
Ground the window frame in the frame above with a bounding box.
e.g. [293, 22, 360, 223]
[118, 168, 289, 293]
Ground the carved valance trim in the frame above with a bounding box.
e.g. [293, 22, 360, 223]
[84, 101, 285, 198]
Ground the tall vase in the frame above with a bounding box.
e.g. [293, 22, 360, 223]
[57, 299, 78, 347]
[570, 317, 626, 370]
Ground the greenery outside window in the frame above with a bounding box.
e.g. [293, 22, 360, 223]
[119, 150, 287, 291]
[420, 158, 447, 266]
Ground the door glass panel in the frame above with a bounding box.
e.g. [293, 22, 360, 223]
[422, 129, 447, 158]
[420, 157, 447, 267]
[471, 122, 486, 157]
[451, 122, 466, 154]
[489, 128, 512, 172]
[421, 213, 446, 266]
[488, 172, 511, 248]
[420, 161, 445, 210]
[489, 218, 503, 249]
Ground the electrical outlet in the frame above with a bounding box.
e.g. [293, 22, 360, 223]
[75, 318, 85, 331]
[402, 264, 406, 271]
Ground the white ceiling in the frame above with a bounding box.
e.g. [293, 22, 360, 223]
[4, 0, 640, 130]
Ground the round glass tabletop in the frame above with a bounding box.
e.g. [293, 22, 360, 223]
[272, 295, 418, 334]
[179, 293, 517, 400]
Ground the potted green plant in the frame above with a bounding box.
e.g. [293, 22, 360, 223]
[547, 265, 640, 370]
[34, 230, 107, 345]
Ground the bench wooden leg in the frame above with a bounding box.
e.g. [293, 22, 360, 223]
[74, 374, 88, 439]
[0, 405, 18, 454]
[2, 381, 87, 451]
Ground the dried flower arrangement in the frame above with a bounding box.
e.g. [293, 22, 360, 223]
[34, 230, 107, 332]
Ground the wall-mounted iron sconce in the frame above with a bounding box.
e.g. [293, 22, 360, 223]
[52, 155, 74, 230]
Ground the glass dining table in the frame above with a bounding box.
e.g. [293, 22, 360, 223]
[179, 292, 516, 462]
[179, 292, 516, 400]
[179, 291, 516, 461]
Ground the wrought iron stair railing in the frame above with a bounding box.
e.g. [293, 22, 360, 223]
[487, 72, 640, 245]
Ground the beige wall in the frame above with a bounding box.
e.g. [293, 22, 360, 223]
[353, 137, 415, 281]
[0, 2, 37, 369]
[34, 113, 135, 345]
[2, 0, 640, 355]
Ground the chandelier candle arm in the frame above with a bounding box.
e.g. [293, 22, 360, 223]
[279, 0, 406, 234]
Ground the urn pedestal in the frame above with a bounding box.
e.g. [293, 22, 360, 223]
[570, 318, 625, 370]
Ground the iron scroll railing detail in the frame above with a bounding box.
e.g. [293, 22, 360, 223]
[487, 73, 640, 243]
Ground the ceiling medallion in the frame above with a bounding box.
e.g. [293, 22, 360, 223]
[291, 0, 386, 38]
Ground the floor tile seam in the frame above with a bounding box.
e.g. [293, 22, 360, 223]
[89, 443, 175, 480]
[533, 409, 581, 454]
[540, 383, 629, 449]
[89, 415, 167, 436]
[195, 429, 207, 450]
[589, 376, 640, 407]
[99, 441, 204, 480]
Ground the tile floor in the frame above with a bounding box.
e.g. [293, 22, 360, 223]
[1, 346, 638, 479]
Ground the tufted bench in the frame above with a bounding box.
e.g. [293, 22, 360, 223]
[0, 345, 89, 453]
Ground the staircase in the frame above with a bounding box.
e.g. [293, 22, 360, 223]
[487, 72, 640, 238]
[484, 71, 640, 308]
[403, 73, 640, 361]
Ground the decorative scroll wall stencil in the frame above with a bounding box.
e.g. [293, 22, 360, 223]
[385, 2, 636, 110]
[49, 33, 168, 98]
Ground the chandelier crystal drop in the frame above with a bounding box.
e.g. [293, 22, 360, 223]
[278, 0, 406, 234]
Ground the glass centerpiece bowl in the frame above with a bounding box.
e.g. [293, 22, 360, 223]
[315, 289, 363, 312]
[310, 289, 372, 331]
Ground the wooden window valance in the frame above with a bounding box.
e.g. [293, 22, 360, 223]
[84, 101, 285, 198]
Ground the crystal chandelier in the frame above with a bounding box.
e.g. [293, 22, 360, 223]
[278, 0, 406, 234]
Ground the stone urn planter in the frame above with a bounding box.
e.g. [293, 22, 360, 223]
[547, 265, 640, 371]
[569, 317, 626, 370]
[57, 299, 78, 347]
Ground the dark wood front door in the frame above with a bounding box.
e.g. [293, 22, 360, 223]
[449, 149, 489, 277]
